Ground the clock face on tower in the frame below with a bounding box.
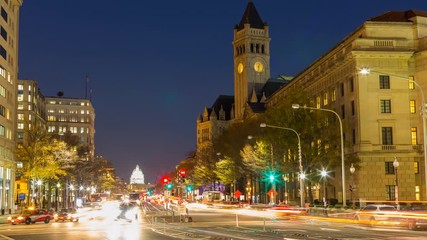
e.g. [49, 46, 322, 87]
[254, 61, 264, 73]
[237, 63, 244, 74]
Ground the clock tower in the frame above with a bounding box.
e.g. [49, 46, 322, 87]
[233, 1, 270, 119]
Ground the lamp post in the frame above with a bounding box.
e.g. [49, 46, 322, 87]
[260, 123, 304, 207]
[350, 164, 355, 209]
[283, 175, 288, 205]
[393, 157, 400, 210]
[292, 103, 347, 207]
[36, 180, 42, 208]
[320, 169, 327, 208]
[360, 68, 427, 200]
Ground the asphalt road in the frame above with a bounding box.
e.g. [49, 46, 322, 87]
[1, 203, 426, 239]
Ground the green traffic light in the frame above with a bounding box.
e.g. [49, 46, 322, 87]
[167, 183, 173, 189]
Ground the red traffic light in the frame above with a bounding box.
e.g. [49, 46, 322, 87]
[179, 169, 186, 177]
[162, 177, 169, 184]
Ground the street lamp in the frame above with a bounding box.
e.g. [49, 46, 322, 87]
[283, 175, 288, 205]
[350, 163, 356, 209]
[320, 169, 327, 208]
[393, 157, 400, 210]
[36, 180, 42, 208]
[260, 123, 305, 207]
[360, 68, 427, 200]
[292, 103, 347, 207]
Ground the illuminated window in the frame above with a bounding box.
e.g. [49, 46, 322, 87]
[411, 127, 417, 145]
[59, 109, 65, 113]
[80, 110, 85, 114]
[28, 105, 31, 110]
[409, 100, 416, 113]
[17, 114, 24, 120]
[414, 162, 419, 174]
[408, 76, 415, 89]
[332, 89, 336, 102]
[81, 102, 85, 106]
[17, 103, 23, 110]
[316, 96, 320, 108]
[17, 123, 24, 129]
[18, 84, 23, 90]
[415, 186, 420, 201]
[17, 94, 23, 101]
[27, 95, 31, 102]
[0, 84, 5, 97]
[47, 116, 56, 121]
[323, 92, 328, 106]
[0, 125, 4, 136]
[48, 109, 55, 113]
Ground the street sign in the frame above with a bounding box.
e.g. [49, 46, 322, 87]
[18, 193, 26, 200]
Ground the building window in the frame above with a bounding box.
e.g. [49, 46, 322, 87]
[17, 93, 23, 101]
[382, 127, 393, 145]
[17, 123, 24, 129]
[410, 100, 416, 113]
[416, 186, 420, 201]
[316, 96, 320, 108]
[17, 113, 24, 120]
[17, 132, 23, 139]
[351, 101, 355, 115]
[17, 103, 23, 110]
[323, 92, 328, 106]
[341, 105, 345, 119]
[332, 88, 336, 102]
[1, 7, 7, 22]
[414, 161, 419, 174]
[380, 100, 391, 113]
[340, 83, 344, 96]
[0, 45, 6, 60]
[385, 161, 395, 175]
[379, 75, 390, 89]
[411, 127, 417, 145]
[409, 76, 415, 90]
[0, 26, 6, 41]
[350, 78, 354, 92]
[352, 128, 356, 145]
[386, 185, 396, 200]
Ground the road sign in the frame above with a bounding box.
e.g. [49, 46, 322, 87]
[18, 193, 26, 200]
[267, 189, 278, 196]
[234, 190, 242, 198]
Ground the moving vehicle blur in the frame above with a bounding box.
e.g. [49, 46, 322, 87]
[54, 208, 79, 222]
[354, 204, 399, 226]
[7, 208, 54, 225]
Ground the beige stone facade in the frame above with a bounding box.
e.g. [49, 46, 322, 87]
[45, 96, 95, 159]
[0, 0, 22, 213]
[267, 10, 427, 202]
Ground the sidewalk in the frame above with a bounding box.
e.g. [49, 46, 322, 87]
[0, 214, 11, 224]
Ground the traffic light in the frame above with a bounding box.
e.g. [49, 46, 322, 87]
[178, 169, 186, 183]
[269, 174, 275, 182]
[162, 177, 170, 185]
[166, 183, 173, 190]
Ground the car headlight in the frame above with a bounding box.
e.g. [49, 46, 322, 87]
[17, 216, 24, 220]
[54, 214, 58, 218]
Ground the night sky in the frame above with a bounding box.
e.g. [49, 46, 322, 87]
[18, 1, 426, 183]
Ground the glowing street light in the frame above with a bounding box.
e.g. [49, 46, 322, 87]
[320, 169, 328, 208]
[292, 103, 346, 207]
[260, 123, 305, 207]
[360, 68, 427, 200]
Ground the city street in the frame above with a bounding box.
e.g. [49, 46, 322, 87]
[1, 203, 426, 239]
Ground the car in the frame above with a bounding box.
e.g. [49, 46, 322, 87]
[354, 204, 399, 226]
[400, 206, 427, 230]
[7, 208, 53, 225]
[54, 208, 79, 222]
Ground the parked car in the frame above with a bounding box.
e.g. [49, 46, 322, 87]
[354, 204, 399, 226]
[400, 206, 427, 230]
[54, 208, 79, 222]
[7, 208, 53, 225]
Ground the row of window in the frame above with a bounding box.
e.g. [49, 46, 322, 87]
[235, 43, 266, 56]
[47, 115, 91, 123]
[48, 100, 90, 106]
[47, 109, 91, 114]
[385, 161, 420, 174]
[386, 185, 421, 201]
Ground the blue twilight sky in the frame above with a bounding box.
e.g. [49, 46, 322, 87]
[18, 1, 426, 183]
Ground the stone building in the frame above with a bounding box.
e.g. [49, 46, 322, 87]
[267, 10, 427, 202]
[0, 0, 22, 214]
